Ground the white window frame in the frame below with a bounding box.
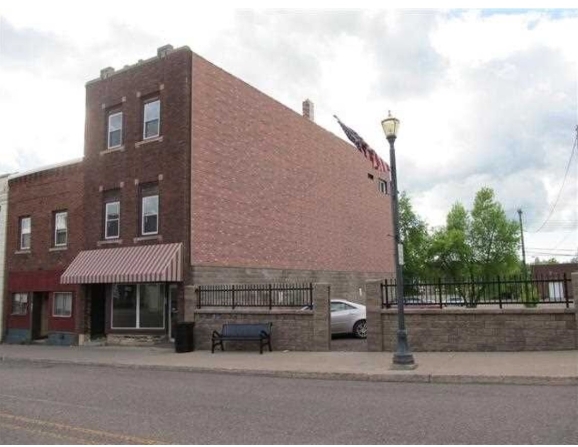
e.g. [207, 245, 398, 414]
[378, 179, 388, 195]
[54, 211, 68, 247]
[111, 284, 166, 330]
[12, 292, 29, 315]
[141, 194, 159, 236]
[143, 99, 160, 140]
[107, 112, 123, 149]
[105, 201, 120, 239]
[20, 216, 31, 250]
[53, 292, 72, 318]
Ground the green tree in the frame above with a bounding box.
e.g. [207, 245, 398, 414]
[427, 187, 521, 305]
[399, 192, 430, 281]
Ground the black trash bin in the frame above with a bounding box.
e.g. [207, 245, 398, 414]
[175, 322, 195, 353]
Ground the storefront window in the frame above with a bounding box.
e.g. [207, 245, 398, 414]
[139, 284, 164, 328]
[111, 284, 164, 329]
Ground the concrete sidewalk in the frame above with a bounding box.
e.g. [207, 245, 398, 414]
[0, 344, 576, 386]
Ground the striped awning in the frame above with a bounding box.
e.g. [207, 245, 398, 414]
[61, 243, 183, 284]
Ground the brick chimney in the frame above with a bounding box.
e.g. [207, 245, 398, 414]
[157, 44, 174, 58]
[100, 67, 115, 79]
[302, 99, 314, 122]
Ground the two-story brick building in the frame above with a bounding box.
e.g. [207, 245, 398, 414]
[3, 45, 394, 345]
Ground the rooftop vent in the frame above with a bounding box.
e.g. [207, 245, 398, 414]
[100, 67, 115, 79]
[302, 99, 314, 122]
[157, 44, 174, 58]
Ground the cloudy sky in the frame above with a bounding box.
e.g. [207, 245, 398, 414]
[1, 3, 577, 262]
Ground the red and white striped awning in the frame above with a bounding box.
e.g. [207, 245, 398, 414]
[61, 243, 183, 284]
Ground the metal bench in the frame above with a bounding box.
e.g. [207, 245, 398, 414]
[211, 323, 273, 354]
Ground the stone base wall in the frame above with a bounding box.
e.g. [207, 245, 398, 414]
[191, 266, 388, 304]
[193, 310, 315, 351]
[106, 334, 167, 346]
[381, 308, 577, 351]
[4, 328, 30, 344]
[187, 283, 331, 352]
[46, 332, 78, 346]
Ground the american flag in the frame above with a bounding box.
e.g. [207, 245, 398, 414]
[334, 116, 390, 174]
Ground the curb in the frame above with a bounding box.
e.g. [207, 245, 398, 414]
[2, 356, 576, 386]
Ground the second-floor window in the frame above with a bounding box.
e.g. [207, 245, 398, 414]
[143, 99, 160, 139]
[108, 112, 123, 149]
[54, 211, 68, 246]
[20, 216, 31, 250]
[105, 201, 120, 239]
[141, 184, 159, 235]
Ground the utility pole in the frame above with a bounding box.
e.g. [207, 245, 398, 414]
[517, 209, 527, 274]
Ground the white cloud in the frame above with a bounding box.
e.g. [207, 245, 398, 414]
[1, 6, 577, 260]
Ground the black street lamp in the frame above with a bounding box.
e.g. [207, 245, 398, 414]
[381, 111, 416, 368]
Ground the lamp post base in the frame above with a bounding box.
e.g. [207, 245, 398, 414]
[392, 329, 416, 368]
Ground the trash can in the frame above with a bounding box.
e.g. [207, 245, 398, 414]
[175, 322, 195, 353]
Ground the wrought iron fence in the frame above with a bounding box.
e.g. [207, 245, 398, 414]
[197, 283, 314, 309]
[381, 274, 573, 309]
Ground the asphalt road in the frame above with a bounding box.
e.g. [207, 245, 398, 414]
[0, 361, 576, 444]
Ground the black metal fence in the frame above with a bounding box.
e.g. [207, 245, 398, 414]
[197, 283, 314, 309]
[382, 274, 574, 309]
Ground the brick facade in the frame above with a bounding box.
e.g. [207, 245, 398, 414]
[2, 45, 395, 346]
[4, 162, 84, 343]
[190, 53, 394, 275]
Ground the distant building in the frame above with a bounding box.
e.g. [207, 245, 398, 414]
[531, 262, 578, 301]
[0, 174, 9, 341]
[3, 45, 394, 345]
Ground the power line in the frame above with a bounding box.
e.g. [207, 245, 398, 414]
[532, 125, 578, 233]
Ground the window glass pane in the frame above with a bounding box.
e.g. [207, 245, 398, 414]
[112, 285, 137, 328]
[105, 202, 120, 238]
[55, 213, 67, 230]
[139, 284, 164, 328]
[53, 293, 72, 317]
[12, 293, 28, 315]
[142, 195, 158, 234]
[144, 120, 159, 139]
[55, 212, 67, 245]
[109, 113, 122, 131]
[108, 113, 122, 148]
[109, 130, 121, 148]
[144, 100, 160, 121]
[21, 233, 31, 250]
[144, 215, 158, 234]
[143, 100, 160, 138]
[21, 217, 31, 233]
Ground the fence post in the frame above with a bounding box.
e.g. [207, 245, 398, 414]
[563, 273, 569, 309]
[232, 285, 235, 310]
[312, 283, 330, 351]
[384, 279, 389, 308]
[438, 278, 443, 309]
[366, 280, 384, 352]
[268, 284, 273, 310]
[497, 275, 502, 309]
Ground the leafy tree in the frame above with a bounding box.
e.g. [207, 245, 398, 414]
[398, 192, 430, 281]
[427, 187, 521, 305]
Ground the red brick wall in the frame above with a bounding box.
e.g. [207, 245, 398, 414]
[83, 48, 192, 279]
[5, 163, 83, 332]
[190, 54, 394, 274]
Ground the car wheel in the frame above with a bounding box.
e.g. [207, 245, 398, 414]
[353, 320, 367, 339]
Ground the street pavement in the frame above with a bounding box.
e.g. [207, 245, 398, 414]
[1, 362, 577, 444]
[0, 343, 576, 386]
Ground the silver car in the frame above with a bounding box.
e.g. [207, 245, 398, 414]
[330, 299, 367, 339]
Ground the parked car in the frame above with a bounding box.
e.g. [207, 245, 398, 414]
[442, 296, 466, 306]
[330, 299, 367, 339]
